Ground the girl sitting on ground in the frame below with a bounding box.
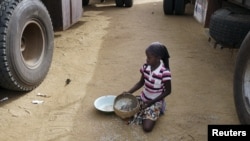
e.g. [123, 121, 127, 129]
[121, 41, 172, 132]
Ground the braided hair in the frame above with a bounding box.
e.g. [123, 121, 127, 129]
[146, 42, 170, 70]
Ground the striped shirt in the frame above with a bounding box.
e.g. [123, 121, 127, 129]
[140, 61, 171, 102]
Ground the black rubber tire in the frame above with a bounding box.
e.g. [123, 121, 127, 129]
[234, 31, 250, 124]
[174, 0, 186, 15]
[163, 0, 174, 15]
[124, 0, 133, 7]
[115, 0, 124, 7]
[82, 0, 89, 6]
[0, 0, 54, 91]
[209, 8, 250, 48]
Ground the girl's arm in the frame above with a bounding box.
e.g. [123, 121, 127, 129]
[124, 74, 144, 94]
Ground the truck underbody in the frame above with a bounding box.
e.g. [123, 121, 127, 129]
[0, 0, 133, 92]
[163, 0, 250, 124]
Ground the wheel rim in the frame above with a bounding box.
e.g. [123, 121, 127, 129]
[243, 59, 250, 113]
[20, 20, 45, 69]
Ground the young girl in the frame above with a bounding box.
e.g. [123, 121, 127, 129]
[121, 42, 171, 132]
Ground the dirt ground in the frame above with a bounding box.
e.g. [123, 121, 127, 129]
[0, 0, 241, 140]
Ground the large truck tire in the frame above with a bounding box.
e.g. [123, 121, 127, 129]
[164, 0, 188, 15]
[115, 0, 124, 7]
[209, 8, 250, 48]
[234, 31, 250, 124]
[174, 0, 186, 15]
[124, 0, 133, 7]
[163, 0, 174, 15]
[0, 0, 54, 91]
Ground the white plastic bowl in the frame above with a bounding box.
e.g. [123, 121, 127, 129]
[94, 95, 116, 112]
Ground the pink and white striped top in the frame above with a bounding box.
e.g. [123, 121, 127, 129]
[140, 61, 171, 102]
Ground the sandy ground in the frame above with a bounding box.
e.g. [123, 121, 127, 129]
[0, 0, 240, 140]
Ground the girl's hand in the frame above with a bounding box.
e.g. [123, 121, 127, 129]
[142, 101, 151, 109]
[142, 103, 147, 109]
